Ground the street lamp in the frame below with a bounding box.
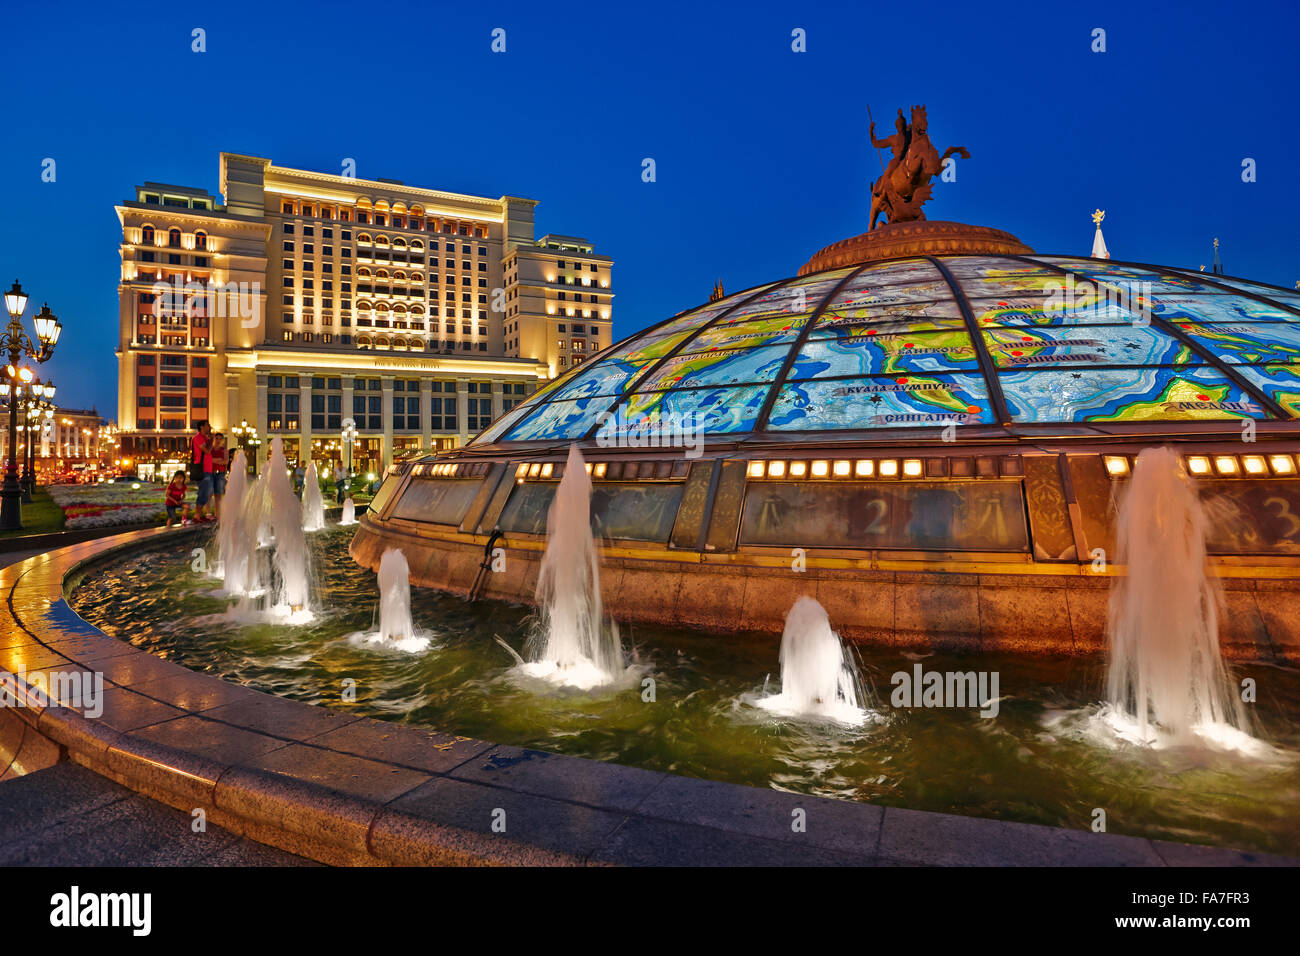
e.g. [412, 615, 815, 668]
[341, 417, 357, 478]
[231, 418, 261, 476]
[0, 282, 61, 530]
[21, 378, 48, 498]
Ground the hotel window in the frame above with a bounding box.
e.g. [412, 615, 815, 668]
[141, 226, 155, 244]
[283, 241, 294, 252]
[428, 382, 457, 429]
[466, 396, 492, 432]
[283, 330, 293, 341]
[138, 375, 155, 386]
[195, 232, 207, 250]
[283, 259, 293, 269]
[168, 228, 181, 247]
[282, 202, 293, 214]
[283, 223, 294, 234]
[303, 226, 314, 236]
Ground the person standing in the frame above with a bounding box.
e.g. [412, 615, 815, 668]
[333, 464, 346, 504]
[190, 421, 215, 523]
[210, 432, 229, 520]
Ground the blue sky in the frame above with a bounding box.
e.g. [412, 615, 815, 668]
[2, 0, 1297, 415]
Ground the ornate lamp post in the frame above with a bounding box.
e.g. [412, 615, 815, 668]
[232, 418, 261, 476]
[341, 417, 357, 478]
[21, 379, 47, 499]
[0, 282, 61, 530]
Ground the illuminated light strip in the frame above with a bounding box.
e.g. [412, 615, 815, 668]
[1269, 454, 1295, 475]
[1103, 455, 1130, 477]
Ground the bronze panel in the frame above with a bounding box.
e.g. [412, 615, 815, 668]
[460, 463, 507, 533]
[1202, 479, 1300, 555]
[1023, 456, 1077, 561]
[1068, 454, 1116, 558]
[670, 460, 714, 550]
[705, 460, 748, 552]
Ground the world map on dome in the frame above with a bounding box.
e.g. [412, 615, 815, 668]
[472, 255, 1300, 444]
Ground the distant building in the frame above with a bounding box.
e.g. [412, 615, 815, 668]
[115, 153, 613, 473]
[0, 407, 109, 480]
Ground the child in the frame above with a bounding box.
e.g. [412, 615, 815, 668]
[165, 470, 188, 528]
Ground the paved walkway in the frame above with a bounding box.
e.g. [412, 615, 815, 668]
[0, 763, 312, 865]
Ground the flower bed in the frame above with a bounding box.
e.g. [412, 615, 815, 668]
[47, 482, 186, 529]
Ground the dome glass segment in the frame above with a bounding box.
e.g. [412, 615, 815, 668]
[473, 255, 1300, 445]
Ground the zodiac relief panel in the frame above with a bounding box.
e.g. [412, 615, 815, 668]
[738, 480, 1029, 552]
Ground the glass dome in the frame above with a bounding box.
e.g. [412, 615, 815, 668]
[474, 255, 1300, 445]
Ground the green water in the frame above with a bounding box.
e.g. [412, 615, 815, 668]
[67, 526, 1300, 856]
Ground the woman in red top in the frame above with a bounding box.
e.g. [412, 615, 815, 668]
[164, 470, 188, 528]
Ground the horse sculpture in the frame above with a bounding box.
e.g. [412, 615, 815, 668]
[868, 104, 969, 230]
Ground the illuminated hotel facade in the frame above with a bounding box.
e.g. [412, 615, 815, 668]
[115, 153, 613, 474]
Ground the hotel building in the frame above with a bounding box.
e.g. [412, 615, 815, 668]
[115, 153, 613, 474]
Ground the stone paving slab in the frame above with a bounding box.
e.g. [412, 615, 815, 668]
[0, 526, 1294, 867]
[0, 763, 309, 866]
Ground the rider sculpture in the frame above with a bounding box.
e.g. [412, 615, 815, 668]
[868, 105, 970, 230]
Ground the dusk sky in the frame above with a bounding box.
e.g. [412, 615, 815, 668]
[2, 0, 1297, 415]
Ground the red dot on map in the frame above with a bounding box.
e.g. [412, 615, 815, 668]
[1011, 350, 1023, 356]
[998, 302, 1008, 307]
[966, 405, 979, 413]
[896, 377, 909, 384]
[1197, 394, 1209, 401]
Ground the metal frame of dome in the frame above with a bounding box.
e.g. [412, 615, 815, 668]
[463, 251, 1300, 454]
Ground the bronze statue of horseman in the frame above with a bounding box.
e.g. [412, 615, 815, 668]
[869, 104, 970, 229]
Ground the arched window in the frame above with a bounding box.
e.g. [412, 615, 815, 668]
[195, 231, 207, 251]
[357, 336, 372, 349]
[141, 225, 155, 245]
[168, 228, 181, 248]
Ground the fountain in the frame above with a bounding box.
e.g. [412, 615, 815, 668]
[754, 596, 874, 726]
[339, 497, 357, 526]
[265, 438, 312, 619]
[517, 444, 633, 690]
[348, 548, 430, 653]
[302, 461, 326, 532]
[215, 449, 249, 590]
[1102, 446, 1251, 748]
